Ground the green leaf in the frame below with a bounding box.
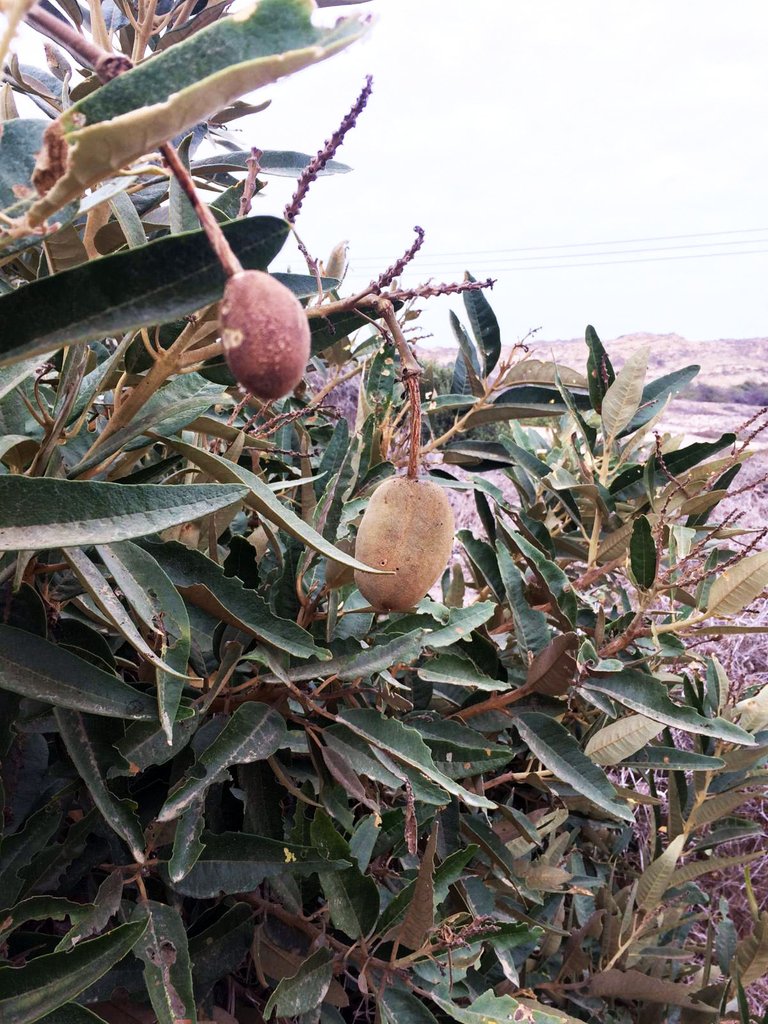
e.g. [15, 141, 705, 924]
[192, 148, 350, 177]
[600, 346, 648, 440]
[143, 539, 326, 659]
[310, 810, 379, 939]
[168, 799, 206, 883]
[27, 0, 368, 224]
[585, 324, 615, 412]
[0, 897, 90, 944]
[264, 947, 333, 1019]
[0, 804, 61, 909]
[421, 602, 496, 647]
[132, 901, 196, 1024]
[417, 653, 500, 691]
[55, 872, 124, 952]
[55, 710, 146, 863]
[166, 833, 348, 898]
[463, 273, 501, 374]
[379, 987, 440, 1024]
[706, 549, 768, 618]
[514, 712, 633, 822]
[0, 120, 77, 255]
[630, 515, 656, 589]
[158, 702, 287, 822]
[496, 542, 550, 655]
[161, 437, 390, 574]
[188, 901, 252, 998]
[584, 715, 663, 765]
[414, 719, 512, 779]
[0, 217, 288, 365]
[623, 364, 699, 435]
[97, 541, 190, 742]
[667, 849, 764, 888]
[0, 920, 146, 1024]
[281, 631, 424, 682]
[0, 625, 158, 719]
[734, 911, 768, 986]
[0, 478, 247, 551]
[338, 709, 495, 809]
[429, 988, 571, 1024]
[583, 671, 755, 745]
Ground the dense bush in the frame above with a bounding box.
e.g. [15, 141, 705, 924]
[0, 3, 767, 1023]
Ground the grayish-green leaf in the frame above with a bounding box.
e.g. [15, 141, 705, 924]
[132, 901, 197, 1024]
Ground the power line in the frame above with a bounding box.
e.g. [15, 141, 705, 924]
[349, 226, 768, 263]
[346, 246, 768, 275]
[351, 236, 768, 268]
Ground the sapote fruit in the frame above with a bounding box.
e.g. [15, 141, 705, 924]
[354, 476, 454, 612]
[220, 269, 311, 400]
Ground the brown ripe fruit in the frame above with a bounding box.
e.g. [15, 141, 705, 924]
[220, 270, 311, 401]
[354, 476, 454, 612]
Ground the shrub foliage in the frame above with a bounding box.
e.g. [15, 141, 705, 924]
[0, 2, 767, 1023]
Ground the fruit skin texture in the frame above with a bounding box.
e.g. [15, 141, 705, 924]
[220, 270, 311, 401]
[354, 476, 454, 612]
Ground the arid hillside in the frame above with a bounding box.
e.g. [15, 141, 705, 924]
[415, 332, 768, 445]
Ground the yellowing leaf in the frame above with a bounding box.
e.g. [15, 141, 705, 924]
[585, 715, 663, 766]
[27, 0, 369, 225]
[706, 549, 768, 618]
[600, 347, 649, 440]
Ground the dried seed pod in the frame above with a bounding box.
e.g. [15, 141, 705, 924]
[221, 269, 310, 400]
[354, 476, 454, 612]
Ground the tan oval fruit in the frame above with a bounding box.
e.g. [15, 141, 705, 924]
[220, 269, 310, 400]
[354, 476, 454, 612]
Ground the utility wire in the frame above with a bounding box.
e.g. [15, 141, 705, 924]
[348, 246, 768, 276]
[349, 226, 768, 263]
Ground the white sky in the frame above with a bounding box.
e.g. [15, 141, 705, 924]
[245, 0, 768, 345]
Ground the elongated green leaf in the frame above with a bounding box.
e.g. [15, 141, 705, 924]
[379, 987, 440, 1024]
[132, 901, 196, 1024]
[734, 912, 768, 986]
[27, 0, 368, 224]
[420, 602, 495, 647]
[0, 478, 247, 551]
[143, 539, 326, 659]
[623, 364, 699, 435]
[192, 148, 350, 177]
[338, 709, 494, 809]
[514, 712, 633, 821]
[601, 347, 648, 440]
[0, 920, 146, 1024]
[706, 549, 768, 618]
[168, 799, 206, 883]
[429, 988, 570, 1024]
[264, 947, 333, 1019]
[495, 542, 550, 655]
[55, 872, 124, 952]
[417, 653, 500, 691]
[310, 810, 379, 939]
[584, 715, 663, 765]
[188, 902, 252, 997]
[161, 438, 389, 573]
[0, 897, 90, 944]
[0, 804, 61, 909]
[166, 832, 348, 898]
[667, 849, 764, 888]
[414, 719, 512, 779]
[55, 710, 146, 863]
[0, 625, 157, 718]
[97, 541, 191, 741]
[63, 547, 188, 682]
[463, 273, 501, 374]
[273, 631, 424, 683]
[622, 745, 725, 770]
[630, 515, 656, 589]
[583, 671, 755, 745]
[158, 702, 286, 821]
[0, 217, 288, 365]
[585, 324, 615, 412]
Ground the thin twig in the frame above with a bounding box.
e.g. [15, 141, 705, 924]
[238, 146, 263, 218]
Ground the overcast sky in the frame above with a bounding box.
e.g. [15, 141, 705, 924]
[247, 0, 768, 345]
